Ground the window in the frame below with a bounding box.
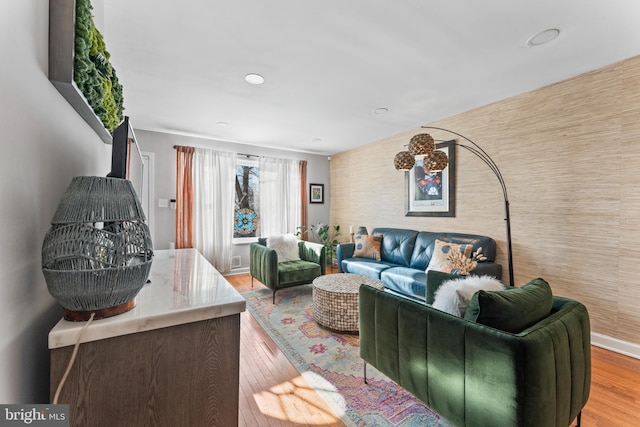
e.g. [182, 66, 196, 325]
[233, 158, 260, 239]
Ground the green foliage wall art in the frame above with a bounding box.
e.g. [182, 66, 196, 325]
[74, 0, 124, 133]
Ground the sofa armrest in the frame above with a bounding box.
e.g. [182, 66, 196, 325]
[470, 261, 502, 280]
[250, 242, 278, 288]
[336, 243, 355, 273]
[299, 241, 326, 275]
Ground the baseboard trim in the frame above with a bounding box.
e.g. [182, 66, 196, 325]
[225, 267, 249, 276]
[591, 332, 640, 360]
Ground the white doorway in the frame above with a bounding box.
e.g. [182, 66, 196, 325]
[140, 151, 155, 242]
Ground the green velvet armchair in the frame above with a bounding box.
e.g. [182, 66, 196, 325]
[250, 238, 325, 303]
[359, 276, 591, 427]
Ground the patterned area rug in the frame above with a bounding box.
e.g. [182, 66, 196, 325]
[243, 284, 453, 427]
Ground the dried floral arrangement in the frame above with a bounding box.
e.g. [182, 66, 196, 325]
[447, 247, 488, 275]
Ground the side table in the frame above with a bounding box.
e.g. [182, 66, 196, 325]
[312, 273, 384, 333]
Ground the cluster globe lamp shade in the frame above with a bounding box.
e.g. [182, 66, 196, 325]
[395, 126, 514, 287]
[408, 133, 435, 156]
[393, 150, 415, 171]
[424, 150, 449, 172]
[394, 133, 450, 172]
[42, 176, 154, 321]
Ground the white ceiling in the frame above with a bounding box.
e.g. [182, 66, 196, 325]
[101, 0, 640, 156]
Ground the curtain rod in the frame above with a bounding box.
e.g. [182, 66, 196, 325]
[173, 146, 260, 159]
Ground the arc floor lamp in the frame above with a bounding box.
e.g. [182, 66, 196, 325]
[394, 126, 514, 287]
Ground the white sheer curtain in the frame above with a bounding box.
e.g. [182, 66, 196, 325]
[259, 156, 301, 236]
[192, 147, 236, 273]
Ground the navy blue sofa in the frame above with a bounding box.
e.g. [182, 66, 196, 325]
[336, 227, 502, 301]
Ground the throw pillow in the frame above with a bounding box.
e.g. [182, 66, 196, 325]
[464, 278, 553, 333]
[267, 234, 301, 262]
[426, 239, 473, 273]
[432, 275, 505, 317]
[353, 234, 383, 261]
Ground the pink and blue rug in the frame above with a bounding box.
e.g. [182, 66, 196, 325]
[243, 284, 453, 427]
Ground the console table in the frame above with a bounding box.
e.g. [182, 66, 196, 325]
[48, 249, 246, 427]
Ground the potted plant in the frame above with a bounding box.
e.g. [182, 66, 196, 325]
[309, 223, 341, 269]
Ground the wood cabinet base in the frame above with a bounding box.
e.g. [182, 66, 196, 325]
[50, 314, 240, 427]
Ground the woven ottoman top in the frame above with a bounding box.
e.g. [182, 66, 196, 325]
[312, 273, 383, 294]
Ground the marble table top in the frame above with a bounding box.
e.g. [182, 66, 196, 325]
[48, 248, 246, 349]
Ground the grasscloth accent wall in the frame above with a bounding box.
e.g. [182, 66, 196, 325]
[330, 55, 640, 345]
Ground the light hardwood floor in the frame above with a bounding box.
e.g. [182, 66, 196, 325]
[227, 273, 640, 427]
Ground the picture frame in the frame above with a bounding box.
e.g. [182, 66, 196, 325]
[405, 140, 456, 217]
[310, 183, 324, 204]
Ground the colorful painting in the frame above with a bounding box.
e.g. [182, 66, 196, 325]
[310, 183, 324, 204]
[406, 140, 456, 217]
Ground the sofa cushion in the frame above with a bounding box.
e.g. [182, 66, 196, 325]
[277, 260, 321, 284]
[426, 239, 473, 273]
[372, 228, 418, 267]
[353, 234, 382, 260]
[410, 231, 498, 271]
[432, 275, 504, 317]
[380, 267, 427, 301]
[464, 277, 553, 333]
[267, 234, 300, 262]
[341, 257, 394, 279]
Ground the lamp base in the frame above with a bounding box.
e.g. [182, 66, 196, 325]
[63, 299, 136, 321]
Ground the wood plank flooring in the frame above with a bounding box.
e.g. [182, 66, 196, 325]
[228, 274, 344, 427]
[228, 273, 640, 427]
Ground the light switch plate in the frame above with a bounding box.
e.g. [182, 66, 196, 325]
[158, 198, 169, 208]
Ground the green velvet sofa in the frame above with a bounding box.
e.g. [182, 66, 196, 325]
[250, 238, 325, 303]
[359, 273, 591, 427]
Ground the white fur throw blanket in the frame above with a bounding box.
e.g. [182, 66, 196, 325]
[432, 275, 505, 317]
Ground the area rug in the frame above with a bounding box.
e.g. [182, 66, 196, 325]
[243, 284, 453, 427]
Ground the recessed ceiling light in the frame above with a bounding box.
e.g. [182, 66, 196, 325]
[245, 73, 265, 85]
[217, 121, 229, 126]
[527, 29, 560, 46]
[374, 107, 389, 115]
[312, 138, 322, 143]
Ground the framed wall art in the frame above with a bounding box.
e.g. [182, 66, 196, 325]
[310, 183, 324, 204]
[405, 140, 456, 217]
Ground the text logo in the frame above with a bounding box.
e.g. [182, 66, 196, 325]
[0, 405, 69, 427]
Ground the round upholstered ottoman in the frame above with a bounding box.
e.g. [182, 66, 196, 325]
[312, 273, 384, 333]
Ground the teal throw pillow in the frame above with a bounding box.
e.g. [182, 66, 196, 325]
[464, 277, 553, 333]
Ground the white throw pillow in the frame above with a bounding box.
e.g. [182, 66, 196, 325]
[432, 275, 505, 317]
[267, 234, 301, 262]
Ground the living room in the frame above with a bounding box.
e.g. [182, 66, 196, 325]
[2, 0, 640, 425]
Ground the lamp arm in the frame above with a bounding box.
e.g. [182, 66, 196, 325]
[421, 125, 514, 286]
[457, 144, 508, 204]
[422, 126, 508, 201]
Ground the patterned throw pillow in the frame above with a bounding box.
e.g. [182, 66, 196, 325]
[426, 239, 473, 273]
[353, 234, 383, 261]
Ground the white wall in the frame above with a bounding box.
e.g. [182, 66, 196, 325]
[134, 130, 331, 270]
[0, 1, 112, 402]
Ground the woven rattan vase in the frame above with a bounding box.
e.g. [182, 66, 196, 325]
[42, 176, 154, 321]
